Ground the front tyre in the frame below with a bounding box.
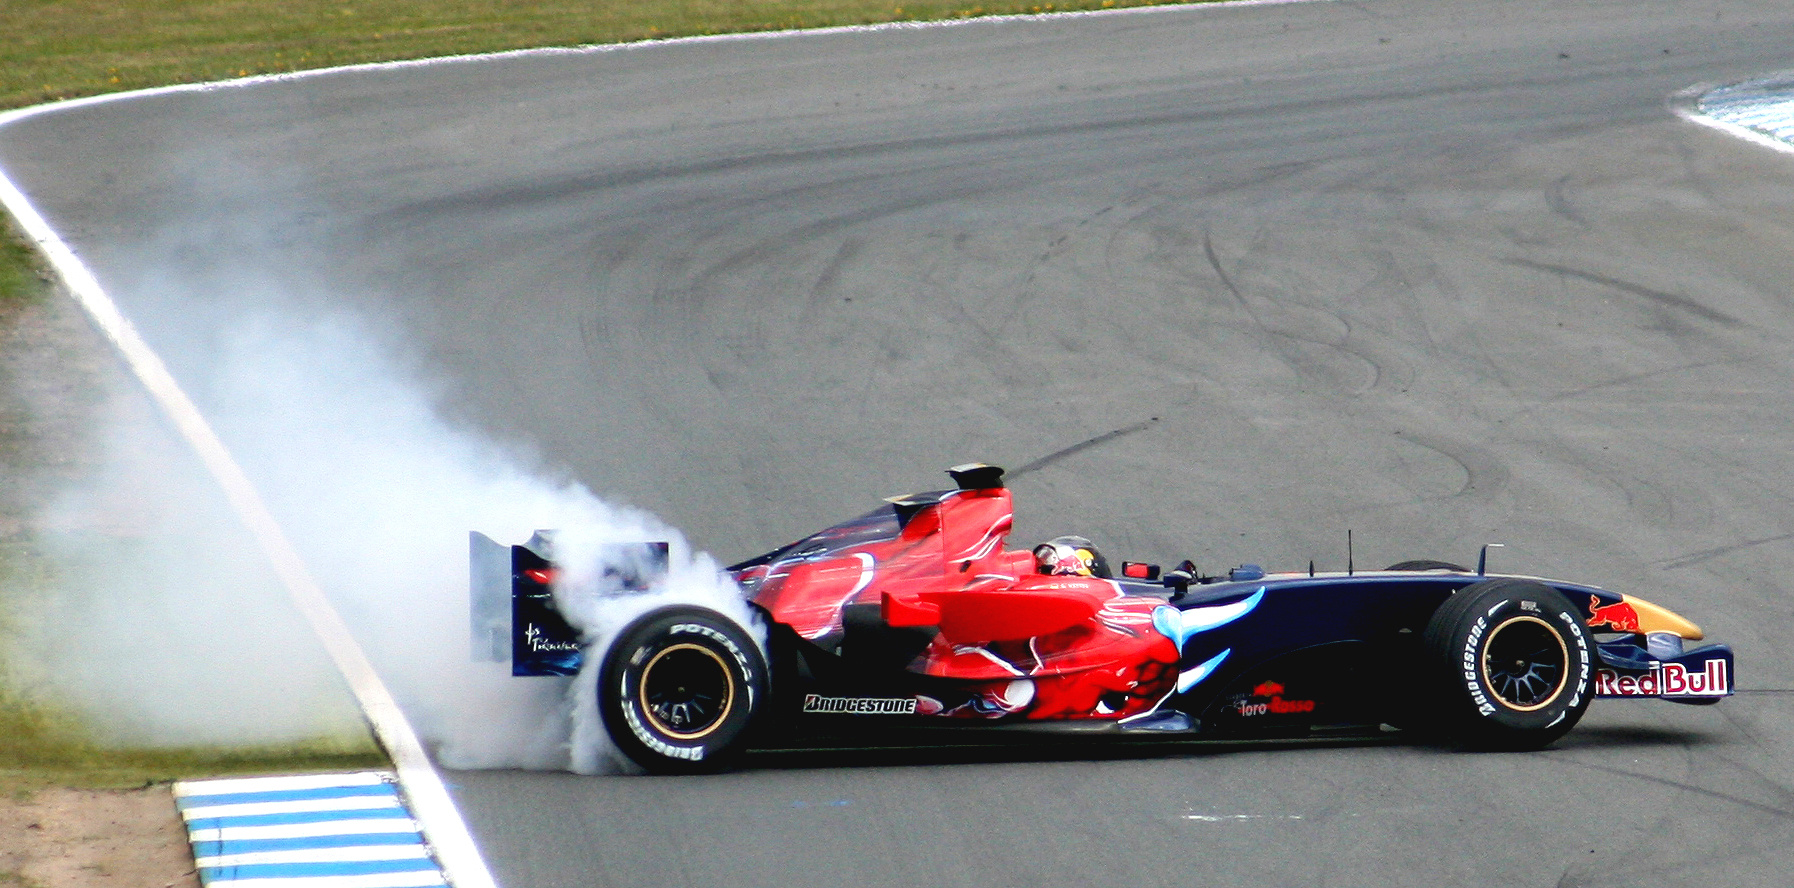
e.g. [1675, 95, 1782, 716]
[1422, 578, 1594, 750]
[599, 606, 766, 774]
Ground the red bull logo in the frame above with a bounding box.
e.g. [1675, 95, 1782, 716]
[1587, 595, 1641, 632]
[1594, 659, 1730, 697]
[1034, 542, 1097, 577]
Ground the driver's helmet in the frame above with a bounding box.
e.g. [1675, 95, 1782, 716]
[1033, 535, 1111, 578]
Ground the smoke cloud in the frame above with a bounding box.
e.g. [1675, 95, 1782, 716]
[15, 283, 760, 774]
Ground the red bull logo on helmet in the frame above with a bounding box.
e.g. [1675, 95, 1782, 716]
[1595, 659, 1730, 698]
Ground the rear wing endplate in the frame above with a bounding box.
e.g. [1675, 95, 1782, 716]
[469, 531, 668, 676]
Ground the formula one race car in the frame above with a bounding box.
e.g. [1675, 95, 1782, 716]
[472, 465, 1733, 774]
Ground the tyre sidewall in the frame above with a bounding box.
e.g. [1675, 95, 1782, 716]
[599, 606, 766, 774]
[1426, 579, 1593, 748]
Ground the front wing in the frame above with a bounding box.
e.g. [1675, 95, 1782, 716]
[1593, 637, 1734, 705]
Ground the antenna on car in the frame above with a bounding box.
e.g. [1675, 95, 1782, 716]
[1477, 543, 1505, 575]
[1347, 529, 1354, 576]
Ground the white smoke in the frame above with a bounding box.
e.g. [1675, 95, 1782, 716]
[549, 528, 766, 774]
[20, 291, 763, 774]
[18, 389, 372, 749]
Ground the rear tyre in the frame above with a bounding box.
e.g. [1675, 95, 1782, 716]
[1386, 559, 1470, 572]
[599, 606, 766, 774]
[1421, 578, 1593, 750]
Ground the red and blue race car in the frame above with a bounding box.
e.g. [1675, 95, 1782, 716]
[473, 464, 1733, 774]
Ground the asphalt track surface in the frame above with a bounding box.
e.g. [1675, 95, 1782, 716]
[8, 0, 1794, 885]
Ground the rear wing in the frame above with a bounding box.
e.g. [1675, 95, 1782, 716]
[469, 531, 668, 676]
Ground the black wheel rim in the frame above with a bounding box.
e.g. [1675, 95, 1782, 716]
[1480, 616, 1569, 712]
[639, 643, 735, 740]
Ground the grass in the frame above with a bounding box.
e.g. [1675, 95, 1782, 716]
[0, 702, 387, 793]
[0, 229, 44, 306]
[0, 0, 1196, 111]
[0, 222, 59, 535]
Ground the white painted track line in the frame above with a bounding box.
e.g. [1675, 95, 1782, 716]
[0, 108, 499, 888]
[179, 797, 407, 820]
[187, 821, 427, 843]
[195, 847, 435, 869]
[175, 773, 396, 796]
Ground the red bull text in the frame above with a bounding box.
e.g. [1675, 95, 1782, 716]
[1594, 659, 1730, 698]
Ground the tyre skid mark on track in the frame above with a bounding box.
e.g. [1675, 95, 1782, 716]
[1499, 257, 1743, 328]
[1202, 228, 1387, 395]
[1493, 357, 1750, 425]
[1203, 228, 1248, 307]
[1009, 417, 1160, 480]
[1549, 746, 1794, 885]
[388, 87, 1364, 234]
[1385, 431, 1501, 502]
[1658, 533, 1794, 570]
[1556, 758, 1794, 822]
[1545, 173, 1592, 230]
[690, 167, 1010, 296]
